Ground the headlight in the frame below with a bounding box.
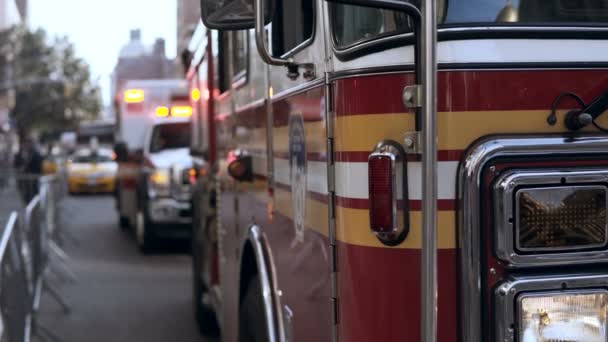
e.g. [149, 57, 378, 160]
[148, 169, 170, 197]
[495, 274, 608, 342]
[519, 291, 608, 342]
[493, 169, 608, 267]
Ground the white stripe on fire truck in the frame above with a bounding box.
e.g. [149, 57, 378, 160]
[273, 158, 458, 200]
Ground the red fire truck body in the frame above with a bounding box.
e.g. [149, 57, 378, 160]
[185, 1, 608, 341]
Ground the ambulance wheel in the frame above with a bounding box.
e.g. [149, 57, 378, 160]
[239, 275, 269, 342]
[135, 210, 155, 253]
[192, 217, 219, 337]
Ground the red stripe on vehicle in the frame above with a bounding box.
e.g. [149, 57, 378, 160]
[336, 196, 456, 210]
[334, 150, 463, 162]
[334, 69, 608, 115]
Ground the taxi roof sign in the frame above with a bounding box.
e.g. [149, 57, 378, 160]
[124, 89, 144, 103]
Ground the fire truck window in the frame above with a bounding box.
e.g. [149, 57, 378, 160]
[217, 31, 231, 94]
[150, 123, 192, 153]
[271, 0, 314, 57]
[231, 30, 248, 82]
[331, 0, 608, 50]
[330, 4, 412, 49]
[445, 0, 608, 24]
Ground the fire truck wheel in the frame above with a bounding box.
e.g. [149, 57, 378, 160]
[135, 209, 155, 253]
[239, 275, 269, 342]
[192, 273, 219, 336]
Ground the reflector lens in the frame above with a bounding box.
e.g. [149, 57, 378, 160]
[517, 186, 607, 252]
[519, 291, 608, 342]
[368, 155, 394, 233]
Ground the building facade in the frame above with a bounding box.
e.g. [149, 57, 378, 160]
[176, 0, 199, 74]
[0, 0, 27, 166]
[110, 29, 176, 107]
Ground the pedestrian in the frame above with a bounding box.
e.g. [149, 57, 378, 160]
[17, 138, 43, 204]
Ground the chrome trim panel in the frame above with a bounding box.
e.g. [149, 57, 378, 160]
[328, 62, 608, 83]
[235, 97, 266, 115]
[495, 273, 608, 342]
[246, 225, 285, 342]
[458, 134, 608, 342]
[441, 25, 608, 34]
[332, 25, 608, 61]
[270, 78, 325, 103]
[494, 169, 608, 266]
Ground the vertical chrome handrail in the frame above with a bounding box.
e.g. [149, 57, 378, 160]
[420, 0, 438, 341]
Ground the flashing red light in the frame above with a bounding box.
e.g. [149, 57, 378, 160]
[126, 102, 144, 112]
[368, 155, 394, 233]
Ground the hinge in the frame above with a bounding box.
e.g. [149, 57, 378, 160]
[325, 79, 335, 139]
[326, 73, 339, 341]
[402, 84, 422, 108]
[403, 131, 422, 154]
[327, 140, 335, 192]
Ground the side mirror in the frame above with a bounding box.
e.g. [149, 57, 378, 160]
[227, 155, 253, 182]
[113, 142, 128, 162]
[200, 0, 273, 30]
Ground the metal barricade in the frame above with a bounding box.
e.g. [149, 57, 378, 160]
[0, 213, 31, 342]
[0, 170, 71, 342]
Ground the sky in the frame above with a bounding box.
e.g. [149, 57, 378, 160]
[29, 0, 178, 107]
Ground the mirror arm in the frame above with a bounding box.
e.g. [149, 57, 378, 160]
[254, 0, 293, 66]
[328, 0, 421, 127]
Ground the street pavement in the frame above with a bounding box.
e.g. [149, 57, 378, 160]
[37, 195, 213, 342]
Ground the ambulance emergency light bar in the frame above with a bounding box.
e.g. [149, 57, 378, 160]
[155, 106, 193, 117]
[124, 89, 144, 103]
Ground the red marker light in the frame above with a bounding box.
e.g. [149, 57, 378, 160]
[368, 155, 395, 233]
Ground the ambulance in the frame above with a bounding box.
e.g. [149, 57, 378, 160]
[114, 79, 194, 252]
[186, 0, 608, 341]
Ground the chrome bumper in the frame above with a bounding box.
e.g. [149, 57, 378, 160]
[148, 198, 192, 224]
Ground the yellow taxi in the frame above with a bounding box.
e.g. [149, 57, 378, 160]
[67, 147, 118, 194]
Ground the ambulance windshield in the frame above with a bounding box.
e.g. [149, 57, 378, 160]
[150, 122, 191, 153]
[331, 0, 608, 49]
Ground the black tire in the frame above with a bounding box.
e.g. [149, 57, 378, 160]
[192, 265, 220, 337]
[116, 188, 129, 230]
[192, 210, 220, 337]
[239, 275, 270, 342]
[119, 216, 129, 230]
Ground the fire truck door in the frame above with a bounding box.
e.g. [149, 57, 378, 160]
[251, 0, 333, 339]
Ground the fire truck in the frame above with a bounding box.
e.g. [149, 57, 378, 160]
[114, 79, 194, 252]
[186, 0, 608, 341]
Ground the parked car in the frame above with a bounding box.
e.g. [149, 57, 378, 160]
[67, 147, 117, 194]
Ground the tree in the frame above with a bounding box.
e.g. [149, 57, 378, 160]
[0, 26, 101, 142]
